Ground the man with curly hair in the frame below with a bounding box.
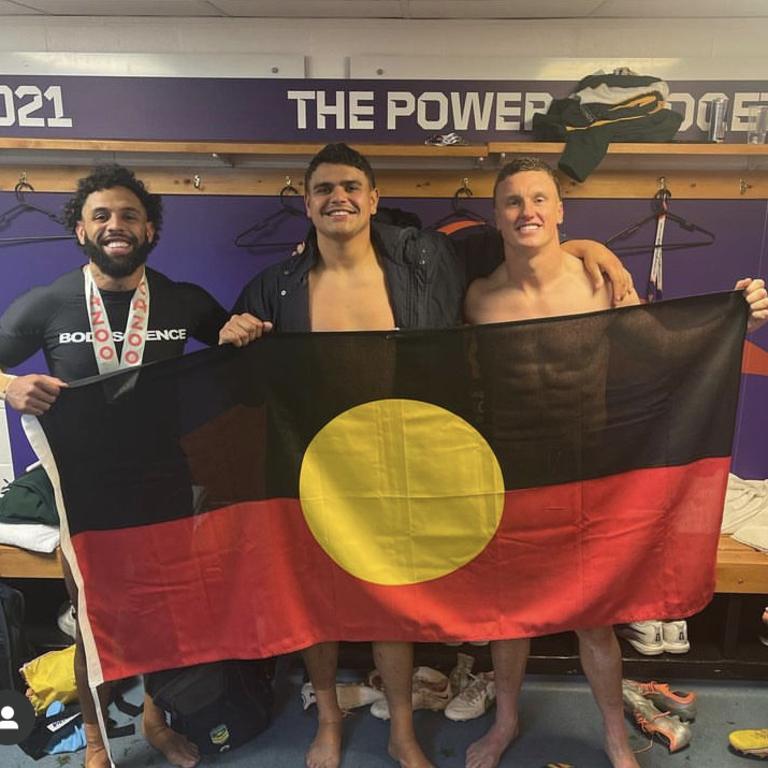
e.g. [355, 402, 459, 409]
[0, 164, 229, 768]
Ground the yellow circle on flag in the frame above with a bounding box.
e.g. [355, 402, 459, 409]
[299, 398, 504, 586]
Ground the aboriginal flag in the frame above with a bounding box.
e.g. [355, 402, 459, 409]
[27, 292, 746, 686]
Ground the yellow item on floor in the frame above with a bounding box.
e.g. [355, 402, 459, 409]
[729, 728, 768, 759]
[21, 643, 77, 714]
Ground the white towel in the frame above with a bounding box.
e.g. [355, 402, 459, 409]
[721, 473, 768, 533]
[0, 522, 59, 553]
[721, 473, 768, 551]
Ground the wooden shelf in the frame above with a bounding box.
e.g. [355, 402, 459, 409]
[0, 138, 487, 157]
[2, 139, 768, 199]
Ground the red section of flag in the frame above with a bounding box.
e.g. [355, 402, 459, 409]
[75, 456, 729, 683]
[742, 340, 768, 376]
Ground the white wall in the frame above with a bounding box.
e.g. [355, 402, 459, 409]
[0, 16, 767, 77]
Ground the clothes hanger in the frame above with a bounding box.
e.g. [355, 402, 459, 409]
[429, 178, 489, 231]
[604, 186, 716, 256]
[234, 178, 305, 248]
[0, 181, 68, 229]
[0, 180, 73, 246]
[0, 235, 74, 245]
[605, 181, 716, 302]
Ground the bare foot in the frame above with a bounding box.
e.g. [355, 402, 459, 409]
[604, 735, 641, 768]
[143, 718, 200, 768]
[388, 735, 435, 768]
[84, 742, 110, 768]
[306, 719, 343, 768]
[465, 721, 518, 768]
[84, 723, 110, 768]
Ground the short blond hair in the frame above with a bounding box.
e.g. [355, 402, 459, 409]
[493, 157, 562, 203]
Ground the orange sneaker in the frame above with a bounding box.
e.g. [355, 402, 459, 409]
[623, 679, 697, 721]
[622, 682, 692, 752]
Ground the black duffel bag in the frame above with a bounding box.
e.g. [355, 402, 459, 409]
[146, 659, 273, 755]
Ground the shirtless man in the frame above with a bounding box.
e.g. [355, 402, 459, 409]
[220, 143, 636, 768]
[463, 156, 768, 768]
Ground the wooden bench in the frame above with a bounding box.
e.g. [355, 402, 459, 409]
[1, 534, 766, 591]
[715, 534, 768, 594]
[0, 544, 63, 579]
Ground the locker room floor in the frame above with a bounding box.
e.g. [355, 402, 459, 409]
[7, 666, 767, 768]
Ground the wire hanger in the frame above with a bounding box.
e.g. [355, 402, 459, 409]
[0, 179, 73, 245]
[234, 177, 305, 248]
[605, 180, 716, 302]
[429, 178, 489, 232]
[604, 182, 716, 257]
[0, 180, 67, 229]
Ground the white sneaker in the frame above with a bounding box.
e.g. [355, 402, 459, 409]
[301, 681, 385, 711]
[448, 652, 474, 696]
[444, 672, 495, 721]
[369, 667, 451, 720]
[57, 601, 76, 639]
[616, 621, 664, 655]
[301, 682, 316, 710]
[662, 621, 690, 653]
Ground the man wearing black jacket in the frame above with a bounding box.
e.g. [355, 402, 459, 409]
[220, 143, 632, 768]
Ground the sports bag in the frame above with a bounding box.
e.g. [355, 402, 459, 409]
[146, 660, 273, 754]
[0, 582, 35, 691]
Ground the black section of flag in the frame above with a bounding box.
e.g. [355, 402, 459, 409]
[40, 292, 746, 535]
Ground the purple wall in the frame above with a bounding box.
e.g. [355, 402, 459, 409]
[1, 191, 766, 478]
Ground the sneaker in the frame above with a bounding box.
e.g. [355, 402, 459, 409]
[729, 728, 768, 758]
[301, 681, 316, 710]
[623, 679, 697, 721]
[369, 667, 451, 720]
[622, 682, 692, 752]
[661, 621, 690, 653]
[57, 601, 76, 639]
[616, 621, 664, 655]
[449, 652, 475, 696]
[301, 681, 384, 711]
[444, 672, 495, 721]
[424, 132, 468, 146]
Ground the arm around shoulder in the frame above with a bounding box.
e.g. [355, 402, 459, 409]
[563, 239, 634, 303]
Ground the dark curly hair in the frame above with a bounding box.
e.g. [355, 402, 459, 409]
[63, 164, 163, 243]
[304, 143, 376, 191]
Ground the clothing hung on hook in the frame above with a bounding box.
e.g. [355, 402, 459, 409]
[604, 188, 716, 302]
[428, 179, 489, 234]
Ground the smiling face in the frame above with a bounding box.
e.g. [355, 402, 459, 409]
[75, 186, 155, 278]
[305, 163, 379, 243]
[493, 170, 563, 253]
